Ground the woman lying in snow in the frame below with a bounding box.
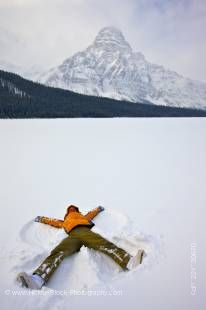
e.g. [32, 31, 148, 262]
[17, 205, 146, 289]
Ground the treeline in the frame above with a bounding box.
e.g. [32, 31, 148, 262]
[0, 70, 206, 118]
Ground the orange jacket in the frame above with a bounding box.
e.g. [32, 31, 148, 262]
[40, 207, 101, 233]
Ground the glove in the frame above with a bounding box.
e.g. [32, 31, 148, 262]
[98, 206, 105, 212]
[34, 216, 42, 222]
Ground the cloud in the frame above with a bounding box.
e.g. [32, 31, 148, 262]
[0, 0, 206, 81]
[0, 0, 41, 7]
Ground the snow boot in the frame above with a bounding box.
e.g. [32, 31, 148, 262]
[126, 249, 146, 270]
[17, 272, 45, 289]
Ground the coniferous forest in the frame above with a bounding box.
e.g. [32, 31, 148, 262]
[0, 70, 206, 118]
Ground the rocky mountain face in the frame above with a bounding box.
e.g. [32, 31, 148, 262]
[38, 27, 206, 109]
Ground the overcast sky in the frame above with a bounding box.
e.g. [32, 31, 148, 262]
[0, 0, 206, 81]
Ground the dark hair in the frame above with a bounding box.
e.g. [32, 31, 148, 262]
[64, 205, 79, 219]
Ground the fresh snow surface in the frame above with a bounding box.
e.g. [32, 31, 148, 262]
[0, 118, 205, 310]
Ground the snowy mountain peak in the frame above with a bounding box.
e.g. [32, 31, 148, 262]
[93, 26, 132, 52]
[38, 27, 206, 110]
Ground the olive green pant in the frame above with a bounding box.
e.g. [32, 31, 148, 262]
[33, 226, 131, 282]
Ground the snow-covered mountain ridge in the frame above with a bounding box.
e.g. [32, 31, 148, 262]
[38, 27, 206, 109]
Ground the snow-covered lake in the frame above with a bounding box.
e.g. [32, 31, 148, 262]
[0, 118, 205, 310]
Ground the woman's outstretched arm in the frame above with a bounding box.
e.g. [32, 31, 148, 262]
[84, 206, 104, 221]
[34, 216, 64, 228]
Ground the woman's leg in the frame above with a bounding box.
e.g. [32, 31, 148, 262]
[71, 227, 131, 270]
[33, 235, 82, 283]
